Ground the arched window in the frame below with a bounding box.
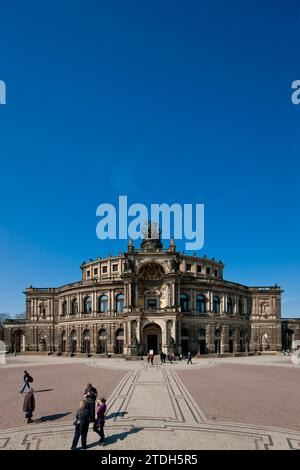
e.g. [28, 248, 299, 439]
[39, 303, 46, 318]
[71, 299, 78, 315]
[196, 294, 206, 314]
[180, 294, 189, 312]
[116, 294, 124, 313]
[62, 300, 67, 316]
[83, 296, 92, 314]
[227, 297, 233, 316]
[213, 295, 220, 314]
[99, 295, 108, 313]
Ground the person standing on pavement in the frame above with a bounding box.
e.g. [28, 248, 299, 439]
[23, 388, 35, 423]
[19, 370, 33, 393]
[71, 399, 91, 450]
[187, 352, 193, 364]
[150, 352, 154, 365]
[84, 383, 98, 422]
[93, 398, 107, 445]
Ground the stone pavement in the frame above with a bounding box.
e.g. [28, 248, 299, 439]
[1, 355, 300, 450]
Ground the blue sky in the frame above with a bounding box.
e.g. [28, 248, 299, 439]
[0, 0, 300, 316]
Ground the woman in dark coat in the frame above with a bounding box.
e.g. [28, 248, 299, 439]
[23, 388, 35, 423]
[71, 399, 91, 450]
[84, 383, 98, 422]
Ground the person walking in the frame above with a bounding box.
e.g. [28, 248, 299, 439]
[19, 370, 33, 393]
[84, 383, 98, 423]
[71, 399, 91, 450]
[160, 351, 164, 364]
[93, 398, 107, 445]
[150, 353, 154, 365]
[187, 352, 193, 364]
[23, 388, 35, 423]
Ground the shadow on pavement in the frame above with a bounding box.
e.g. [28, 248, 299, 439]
[106, 411, 128, 420]
[34, 389, 54, 393]
[85, 427, 143, 450]
[37, 412, 72, 422]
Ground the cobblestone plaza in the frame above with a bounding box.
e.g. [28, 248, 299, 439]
[1, 354, 300, 450]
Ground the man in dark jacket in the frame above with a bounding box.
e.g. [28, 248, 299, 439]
[20, 370, 32, 393]
[71, 399, 91, 450]
[187, 352, 193, 364]
[84, 383, 98, 422]
[23, 388, 35, 423]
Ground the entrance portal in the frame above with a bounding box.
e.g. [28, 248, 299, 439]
[143, 323, 162, 355]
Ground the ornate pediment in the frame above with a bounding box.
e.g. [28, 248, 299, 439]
[144, 289, 161, 297]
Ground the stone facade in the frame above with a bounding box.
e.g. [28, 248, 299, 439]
[3, 234, 292, 356]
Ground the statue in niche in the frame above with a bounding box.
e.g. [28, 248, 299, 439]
[131, 336, 139, 356]
[168, 336, 176, 354]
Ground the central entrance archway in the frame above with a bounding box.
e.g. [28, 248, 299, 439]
[143, 323, 162, 354]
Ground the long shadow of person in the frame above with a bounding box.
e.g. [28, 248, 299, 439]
[86, 427, 143, 450]
[102, 427, 143, 446]
[37, 412, 72, 423]
[105, 411, 128, 420]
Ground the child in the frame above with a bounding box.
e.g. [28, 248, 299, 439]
[93, 398, 107, 445]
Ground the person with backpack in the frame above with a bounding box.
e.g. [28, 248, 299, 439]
[93, 398, 107, 445]
[19, 370, 33, 393]
[70, 399, 91, 450]
[23, 388, 35, 423]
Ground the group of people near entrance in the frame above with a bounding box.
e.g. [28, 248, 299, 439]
[19, 371, 107, 450]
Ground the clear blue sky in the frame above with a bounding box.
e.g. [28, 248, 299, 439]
[0, 0, 299, 316]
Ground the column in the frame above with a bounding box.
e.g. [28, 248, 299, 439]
[209, 291, 213, 314]
[206, 324, 214, 354]
[163, 320, 168, 353]
[234, 295, 238, 316]
[221, 325, 229, 353]
[135, 283, 139, 309]
[223, 294, 227, 315]
[177, 319, 182, 353]
[244, 297, 247, 316]
[136, 319, 141, 343]
[128, 320, 132, 346]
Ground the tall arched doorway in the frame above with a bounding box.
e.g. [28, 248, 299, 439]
[82, 329, 90, 354]
[198, 328, 206, 354]
[97, 329, 107, 354]
[115, 329, 124, 354]
[228, 329, 234, 353]
[70, 330, 77, 355]
[61, 331, 66, 353]
[12, 330, 25, 353]
[143, 323, 162, 354]
[286, 329, 294, 350]
[181, 328, 189, 355]
[215, 329, 221, 353]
